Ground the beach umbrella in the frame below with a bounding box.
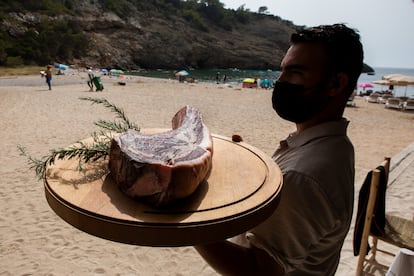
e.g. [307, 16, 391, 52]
[382, 74, 404, 81]
[372, 80, 393, 86]
[175, 70, 189, 76]
[380, 74, 414, 97]
[110, 69, 124, 75]
[54, 64, 68, 70]
[260, 79, 272, 89]
[357, 82, 374, 90]
[242, 78, 258, 88]
[383, 74, 414, 85]
[243, 78, 255, 83]
[372, 79, 399, 95]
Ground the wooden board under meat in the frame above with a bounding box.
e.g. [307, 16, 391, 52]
[44, 133, 283, 247]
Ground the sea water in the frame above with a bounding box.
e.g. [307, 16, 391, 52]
[127, 68, 279, 86]
[128, 67, 414, 98]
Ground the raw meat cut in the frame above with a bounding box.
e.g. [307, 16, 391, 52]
[108, 106, 213, 206]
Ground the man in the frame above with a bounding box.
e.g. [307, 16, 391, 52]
[87, 67, 95, 91]
[195, 24, 363, 275]
[45, 65, 53, 90]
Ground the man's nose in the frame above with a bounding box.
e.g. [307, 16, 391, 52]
[277, 71, 284, 82]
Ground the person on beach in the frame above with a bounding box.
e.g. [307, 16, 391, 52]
[45, 65, 53, 90]
[87, 67, 94, 91]
[195, 24, 363, 275]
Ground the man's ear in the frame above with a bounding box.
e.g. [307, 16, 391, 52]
[327, 72, 349, 96]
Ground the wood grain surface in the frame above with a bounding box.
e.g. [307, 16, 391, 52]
[44, 133, 282, 246]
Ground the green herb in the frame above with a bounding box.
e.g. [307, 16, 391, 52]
[79, 97, 140, 132]
[19, 97, 140, 180]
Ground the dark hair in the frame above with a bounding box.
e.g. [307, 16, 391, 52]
[291, 24, 363, 93]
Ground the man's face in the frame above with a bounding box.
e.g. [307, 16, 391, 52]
[279, 42, 329, 92]
[272, 42, 337, 125]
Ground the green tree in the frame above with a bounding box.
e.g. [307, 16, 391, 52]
[198, 0, 225, 22]
[258, 6, 268, 14]
[234, 4, 250, 23]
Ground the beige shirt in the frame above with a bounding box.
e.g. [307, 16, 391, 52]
[246, 119, 355, 275]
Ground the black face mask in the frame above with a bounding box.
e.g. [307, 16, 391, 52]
[272, 81, 328, 123]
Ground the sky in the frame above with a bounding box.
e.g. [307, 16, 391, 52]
[220, 0, 414, 69]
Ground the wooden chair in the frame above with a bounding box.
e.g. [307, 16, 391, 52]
[354, 157, 414, 275]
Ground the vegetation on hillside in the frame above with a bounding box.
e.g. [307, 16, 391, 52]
[0, 0, 284, 67]
[0, 1, 87, 66]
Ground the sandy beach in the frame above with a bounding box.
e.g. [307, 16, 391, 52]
[1, 72, 413, 275]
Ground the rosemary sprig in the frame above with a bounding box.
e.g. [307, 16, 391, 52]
[79, 97, 140, 132]
[20, 97, 140, 180]
[18, 139, 109, 180]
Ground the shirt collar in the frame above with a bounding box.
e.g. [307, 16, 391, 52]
[284, 118, 350, 148]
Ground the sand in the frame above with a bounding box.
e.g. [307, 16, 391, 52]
[1, 73, 413, 275]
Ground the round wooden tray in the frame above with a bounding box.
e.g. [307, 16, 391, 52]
[44, 133, 282, 247]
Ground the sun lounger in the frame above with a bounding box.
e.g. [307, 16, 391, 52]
[346, 91, 356, 107]
[378, 94, 392, 104]
[346, 99, 356, 107]
[366, 93, 380, 103]
[403, 99, 414, 111]
[385, 98, 403, 110]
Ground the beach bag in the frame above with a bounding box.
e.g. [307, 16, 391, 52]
[92, 76, 104, 91]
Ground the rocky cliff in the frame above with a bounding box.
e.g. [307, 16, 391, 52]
[0, 1, 300, 70]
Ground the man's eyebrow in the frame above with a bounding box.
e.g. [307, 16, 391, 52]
[281, 64, 307, 71]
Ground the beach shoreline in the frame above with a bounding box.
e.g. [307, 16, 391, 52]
[1, 74, 413, 275]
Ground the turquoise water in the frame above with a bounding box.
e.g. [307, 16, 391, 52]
[127, 68, 280, 85]
[127, 67, 414, 97]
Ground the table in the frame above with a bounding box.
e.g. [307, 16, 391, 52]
[44, 133, 282, 247]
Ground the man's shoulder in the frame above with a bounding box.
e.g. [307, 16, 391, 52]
[288, 133, 353, 166]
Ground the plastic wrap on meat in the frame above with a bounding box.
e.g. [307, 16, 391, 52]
[108, 106, 213, 206]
